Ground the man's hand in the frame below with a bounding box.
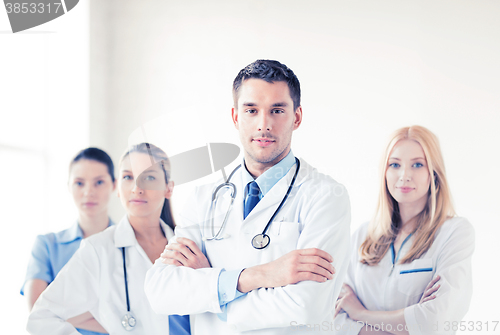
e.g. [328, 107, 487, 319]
[160, 237, 211, 269]
[237, 248, 335, 293]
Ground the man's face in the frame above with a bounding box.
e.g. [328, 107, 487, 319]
[232, 78, 302, 173]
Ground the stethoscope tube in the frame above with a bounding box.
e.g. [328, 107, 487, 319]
[121, 247, 136, 330]
[121, 247, 130, 312]
[204, 165, 241, 242]
[259, 157, 300, 236]
[251, 157, 300, 249]
[205, 157, 300, 250]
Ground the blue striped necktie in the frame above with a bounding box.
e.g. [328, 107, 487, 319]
[244, 181, 260, 219]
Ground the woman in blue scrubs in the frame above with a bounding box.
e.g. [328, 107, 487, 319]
[22, 147, 115, 334]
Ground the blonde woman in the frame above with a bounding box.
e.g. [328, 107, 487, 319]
[334, 126, 474, 335]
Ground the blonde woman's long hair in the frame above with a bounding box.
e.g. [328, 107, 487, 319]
[359, 126, 455, 265]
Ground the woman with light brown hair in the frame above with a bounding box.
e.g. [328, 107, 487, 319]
[334, 125, 474, 335]
[28, 143, 190, 335]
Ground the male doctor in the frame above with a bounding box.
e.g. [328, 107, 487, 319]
[145, 60, 351, 334]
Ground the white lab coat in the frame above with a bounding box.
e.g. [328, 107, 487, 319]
[27, 216, 175, 335]
[334, 217, 475, 335]
[145, 158, 351, 334]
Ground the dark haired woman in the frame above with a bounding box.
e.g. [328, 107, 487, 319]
[27, 143, 190, 334]
[22, 147, 115, 334]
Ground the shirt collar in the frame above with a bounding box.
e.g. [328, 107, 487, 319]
[57, 222, 83, 244]
[114, 215, 174, 248]
[241, 150, 296, 197]
[57, 218, 114, 244]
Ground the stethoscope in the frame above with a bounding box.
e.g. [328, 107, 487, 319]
[121, 247, 136, 331]
[203, 157, 300, 250]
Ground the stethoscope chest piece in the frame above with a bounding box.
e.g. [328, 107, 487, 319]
[122, 312, 136, 331]
[252, 233, 270, 249]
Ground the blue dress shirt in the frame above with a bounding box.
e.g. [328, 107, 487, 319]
[22, 220, 113, 335]
[217, 151, 296, 321]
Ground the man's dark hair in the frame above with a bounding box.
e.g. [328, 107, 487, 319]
[232, 60, 301, 111]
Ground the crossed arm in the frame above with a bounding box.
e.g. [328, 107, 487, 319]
[27, 239, 103, 335]
[161, 237, 335, 292]
[145, 188, 351, 332]
[24, 235, 107, 334]
[25, 279, 107, 333]
[333, 277, 441, 335]
[333, 219, 474, 335]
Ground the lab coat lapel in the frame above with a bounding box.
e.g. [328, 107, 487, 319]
[114, 216, 136, 248]
[293, 158, 312, 187]
[114, 215, 164, 266]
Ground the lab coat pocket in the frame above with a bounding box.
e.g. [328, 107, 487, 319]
[396, 258, 434, 298]
[268, 221, 300, 256]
